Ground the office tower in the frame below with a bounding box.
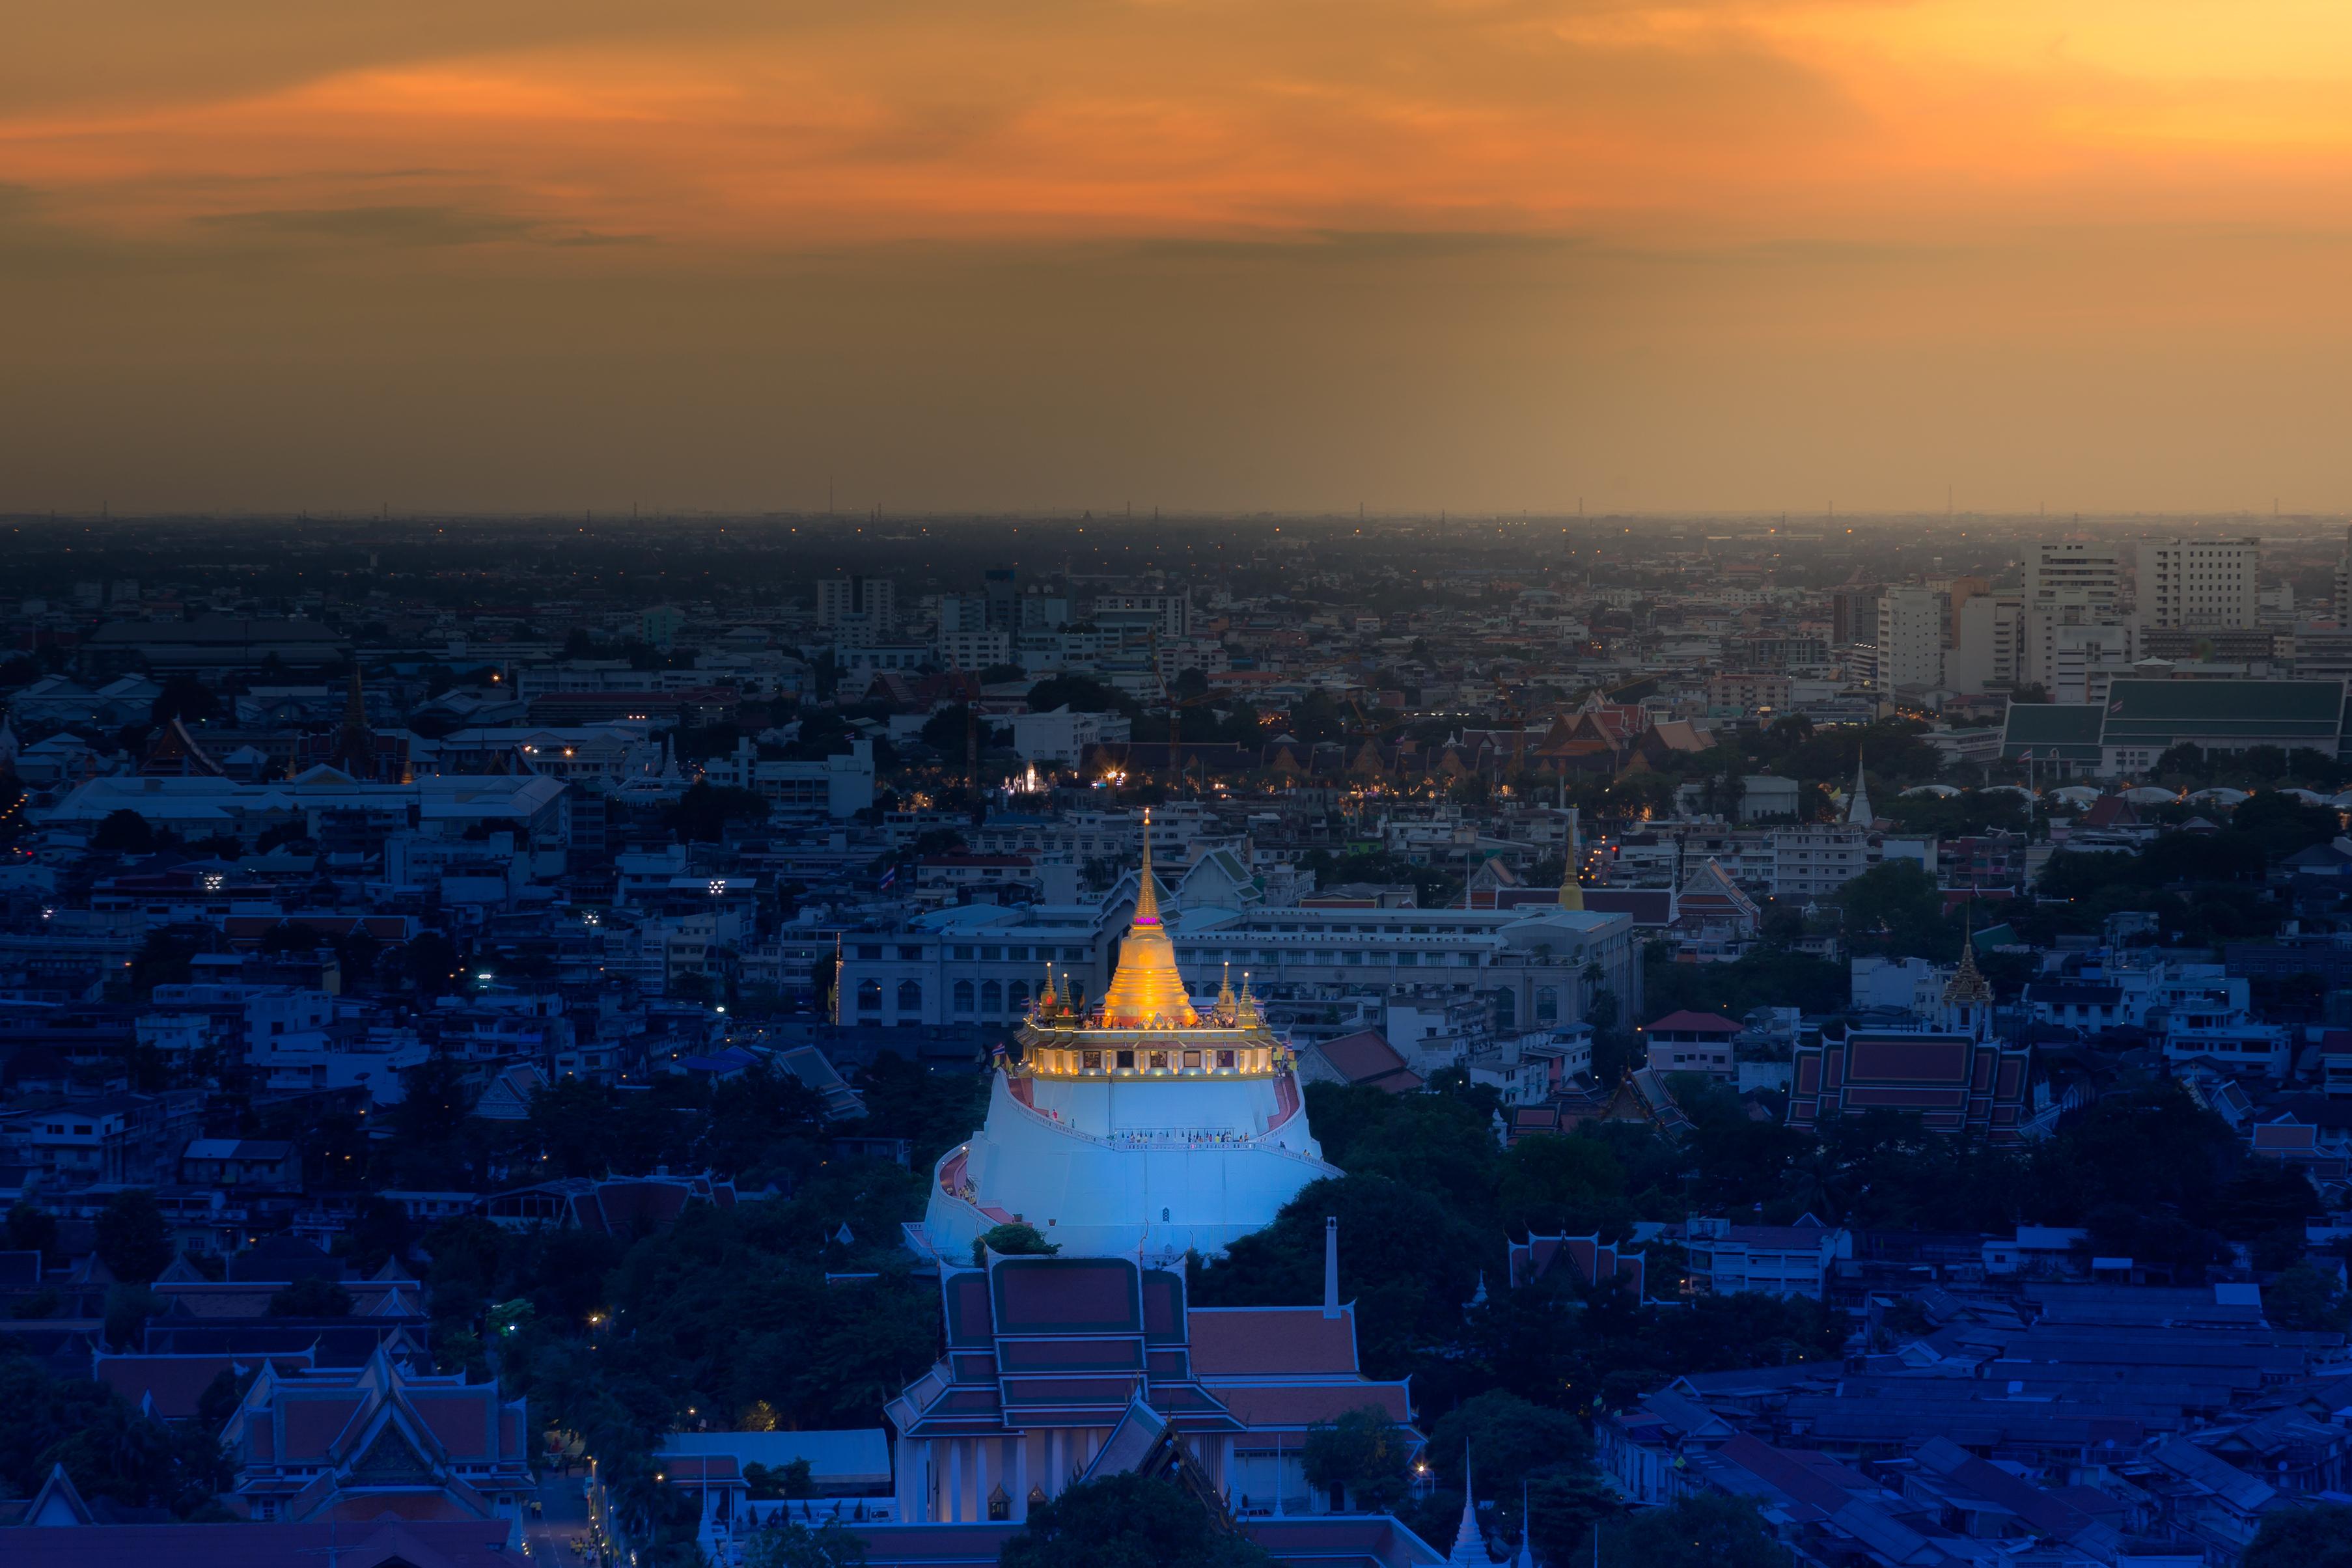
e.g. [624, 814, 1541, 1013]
[1831, 588, 1879, 648]
[1946, 591, 2024, 693]
[2335, 525, 2351, 626]
[815, 575, 897, 631]
[1875, 586, 1944, 693]
[983, 568, 1019, 632]
[2023, 542, 2125, 615]
[1090, 590, 1191, 639]
[2137, 538, 2260, 631]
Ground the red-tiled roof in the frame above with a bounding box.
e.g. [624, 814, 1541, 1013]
[1204, 1382, 1411, 1427]
[1312, 1030, 1424, 1093]
[1187, 1307, 1359, 1377]
[93, 1353, 255, 1421]
[316, 1491, 484, 1522]
[1645, 1010, 1741, 1034]
[281, 1394, 366, 1461]
[406, 1390, 494, 1460]
[991, 1258, 1141, 1335]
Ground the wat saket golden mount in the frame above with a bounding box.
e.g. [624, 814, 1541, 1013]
[1016, 810, 1292, 1081]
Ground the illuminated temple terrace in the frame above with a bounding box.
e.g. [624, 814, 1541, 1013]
[918, 816, 1339, 1261]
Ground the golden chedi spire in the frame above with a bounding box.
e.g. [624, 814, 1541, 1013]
[1558, 806, 1584, 913]
[1944, 917, 1992, 1008]
[1095, 810, 1199, 1028]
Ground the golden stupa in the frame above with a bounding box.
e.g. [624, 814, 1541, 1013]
[1019, 810, 1284, 1078]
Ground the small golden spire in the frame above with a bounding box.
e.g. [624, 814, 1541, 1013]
[1132, 807, 1163, 927]
[1944, 920, 1992, 1006]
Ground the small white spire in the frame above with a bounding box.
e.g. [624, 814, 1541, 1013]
[1846, 746, 1872, 825]
[1449, 1447, 1486, 1565]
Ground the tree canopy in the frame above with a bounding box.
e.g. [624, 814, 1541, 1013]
[997, 1474, 1273, 1568]
[2246, 1502, 2352, 1568]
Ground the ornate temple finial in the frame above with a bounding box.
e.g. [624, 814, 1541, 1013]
[1944, 915, 1992, 1008]
[1133, 807, 1162, 927]
[1218, 960, 1236, 1017]
[1039, 963, 1058, 1014]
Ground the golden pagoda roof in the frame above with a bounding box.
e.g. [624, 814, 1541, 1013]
[1943, 935, 1992, 1006]
[1092, 810, 1200, 1030]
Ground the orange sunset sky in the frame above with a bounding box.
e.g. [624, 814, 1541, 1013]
[4, 0, 2350, 515]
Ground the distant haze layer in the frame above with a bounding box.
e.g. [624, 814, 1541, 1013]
[3, 1, 2349, 514]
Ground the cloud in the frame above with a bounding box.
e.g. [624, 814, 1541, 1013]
[1, 0, 2344, 258]
[191, 202, 540, 246]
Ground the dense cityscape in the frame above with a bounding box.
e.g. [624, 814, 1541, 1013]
[2, 510, 2351, 1565]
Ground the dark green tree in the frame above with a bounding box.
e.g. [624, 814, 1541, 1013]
[404, 929, 463, 997]
[93, 1189, 173, 1284]
[2245, 1502, 2352, 1568]
[667, 781, 770, 843]
[6, 1201, 60, 1261]
[104, 1284, 165, 1352]
[741, 1519, 866, 1567]
[1495, 1134, 1629, 1239]
[2265, 1265, 2351, 1332]
[973, 1223, 1058, 1265]
[1601, 1493, 1794, 1568]
[1422, 1390, 1592, 1496]
[92, 808, 157, 854]
[1299, 1405, 1413, 1512]
[1193, 1176, 1490, 1380]
[392, 1050, 475, 1148]
[998, 1473, 1273, 1568]
[1837, 861, 1954, 961]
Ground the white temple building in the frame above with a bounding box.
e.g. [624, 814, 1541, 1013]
[917, 815, 1340, 1262]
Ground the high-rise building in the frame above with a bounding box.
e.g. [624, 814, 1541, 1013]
[2334, 525, 2352, 626]
[1875, 586, 1944, 693]
[938, 594, 989, 635]
[984, 567, 1020, 632]
[2024, 542, 2125, 616]
[2137, 538, 2260, 631]
[1090, 590, 1190, 639]
[2051, 623, 2135, 705]
[816, 575, 897, 631]
[1946, 591, 2023, 693]
[1831, 588, 1879, 648]
[2019, 540, 2131, 691]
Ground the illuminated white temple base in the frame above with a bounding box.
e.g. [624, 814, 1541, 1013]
[915, 812, 1338, 1262]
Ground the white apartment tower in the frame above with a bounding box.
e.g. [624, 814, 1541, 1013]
[2024, 542, 2125, 615]
[2137, 538, 2260, 631]
[1946, 591, 2024, 693]
[2335, 525, 2352, 626]
[2021, 540, 2129, 692]
[1875, 586, 1945, 694]
[816, 575, 898, 633]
